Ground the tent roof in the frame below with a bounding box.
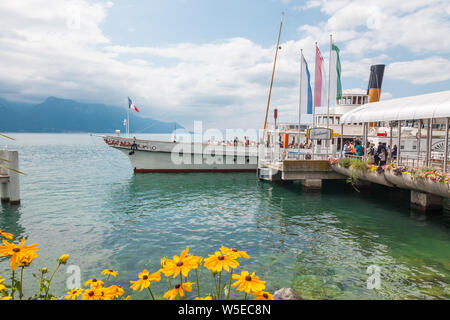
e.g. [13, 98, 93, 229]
[340, 90, 450, 124]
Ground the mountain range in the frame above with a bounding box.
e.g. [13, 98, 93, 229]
[0, 97, 183, 133]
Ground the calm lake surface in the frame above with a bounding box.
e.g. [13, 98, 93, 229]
[0, 133, 449, 300]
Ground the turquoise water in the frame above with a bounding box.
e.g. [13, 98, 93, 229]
[0, 133, 449, 300]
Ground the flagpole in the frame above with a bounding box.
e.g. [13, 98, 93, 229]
[263, 12, 284, 138]
[327, 34, 332, 130]
[298, 49, 303, 160]
[127, 97, 130, 138]
[326, 34, 332, 158]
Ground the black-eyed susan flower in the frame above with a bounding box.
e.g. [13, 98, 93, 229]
[104, 285, 124, 299]
[0, 296, 12, 300]
[129, 269, 161, 292]
[253, 291, 273, 300]
[190, 255, 203, 269]
[194, 296, 212, 300]
[58, 254, 70, 264]
[0, 238, 39, 271]
[101, 269, 118, 278]
[0, 229, 13, 240]
[65, 288, 83, 300]
[220, 246, 250, 259]
[81, 288, 102, 300]
[84, 278, 104, 288]
[232, 271, 265, 293]
[0, 276, 6, 292]
[16, 251, 38, 267]
[162, 247, 198, 278]
[203, 251, 239, 272]
[163, 282, 194, 300]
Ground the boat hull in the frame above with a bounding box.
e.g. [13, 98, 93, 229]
[103, 136, 258, 173]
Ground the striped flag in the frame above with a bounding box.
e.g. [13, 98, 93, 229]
[300, 53, 313, 117]
[128, 97, 140, 112]
[314, 44, 327, 108]
[329, 43, 342, 105]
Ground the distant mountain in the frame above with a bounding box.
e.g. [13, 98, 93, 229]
[0, 97, 183, 133]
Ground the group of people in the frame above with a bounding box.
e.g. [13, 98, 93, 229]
[343, 140, 398, 166]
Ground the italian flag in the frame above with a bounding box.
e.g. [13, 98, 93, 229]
[329, 43, 342, 105]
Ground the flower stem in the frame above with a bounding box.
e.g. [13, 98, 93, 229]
[45, 262, 61, 299]
[218, 271, 222, 300]
[213, 272, 218, 300]
[104, 274, 111, 286]
[19, 267, 24, 300]
[168, 277, 173, 289]
[179, 273, 185, 300]
[244, 292, 248, 300]
[226, 269, 234, 300]
[195, 269, 200, 298]
[11, 270, 15, 300]
[147, 286, 155, 300]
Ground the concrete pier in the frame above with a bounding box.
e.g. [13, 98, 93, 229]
[0, 150, 21, 205]
[301, 179, 322, 192]
[410, 190, 442, 212]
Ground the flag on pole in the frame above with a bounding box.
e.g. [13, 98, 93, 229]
[128, 97, 140, 112]
[329, 43, 342, 105]
[300, 53, 313, 116]
[314, 44, 327, 108]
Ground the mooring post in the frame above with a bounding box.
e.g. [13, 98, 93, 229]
[0, 150, 20, 205]
[8, 151, 20, 205]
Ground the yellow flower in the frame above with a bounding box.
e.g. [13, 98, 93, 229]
[369, 166, 378, 172]
[121, 295, 131, 300]
[101, 269, 118, 277]
[16, 251, 38, 267]
[190, 255, 203, 269]
[0, 296, 12, 300]
[162, 247, 198, 278]
[0, 276, 6, 292]
[0, 238, 39, 271]
[81, 288, 102, 300]
[203, 251, 239, 272]
[220, 246, 250, 259]
[58, 254, 70, 264]
[161, 257, 169, 268]
[163, 282, 194, 300]
[253, 291, 273, 300]
[104, 285, 124, 299]
[84, 278, 104, 288]
[194, 296, 212, 300]
[129, 269, 161, 292]
[232, 271, 265, 293]
[0, 229, 13, 240]
[65, 288, 83, 300]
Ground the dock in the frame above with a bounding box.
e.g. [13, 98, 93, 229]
[258, 90, 450, 213]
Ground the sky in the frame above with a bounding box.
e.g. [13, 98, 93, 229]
[0, 0, 449, 130]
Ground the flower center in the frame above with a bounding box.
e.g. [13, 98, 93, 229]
[88, 291, 94, 297]
[142, 275, 148, 280]
[175, 284, 181, 289]
[92, 279, 97, 282]
[218, 255, 225, 261]
[232, 248, 238, 252]
[245, 276, 252, 281]
[109, 269, 113, 272]
[177, 261, 183, 267]
[13, 248, 20, 253]
[263, 293, 268, 298]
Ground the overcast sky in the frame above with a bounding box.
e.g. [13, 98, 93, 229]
[1, 0, 449, 130]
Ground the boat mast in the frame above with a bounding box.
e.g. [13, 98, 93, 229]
[263, 12, 284, 137]
[127, 97, 130, 138]
[298, 49, 303, 160]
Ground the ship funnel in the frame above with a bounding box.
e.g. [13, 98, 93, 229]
[367, 64, 385, 103]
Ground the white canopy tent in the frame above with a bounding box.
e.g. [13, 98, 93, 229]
[338, 90, 450, 171]
[341, 90, 450, 124]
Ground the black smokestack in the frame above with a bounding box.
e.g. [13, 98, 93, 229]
[367, 64, 385, 103]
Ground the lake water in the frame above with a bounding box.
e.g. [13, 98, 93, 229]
[0, 133, 449, 300]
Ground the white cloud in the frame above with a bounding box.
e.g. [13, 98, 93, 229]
[0, 0, 448, 131]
